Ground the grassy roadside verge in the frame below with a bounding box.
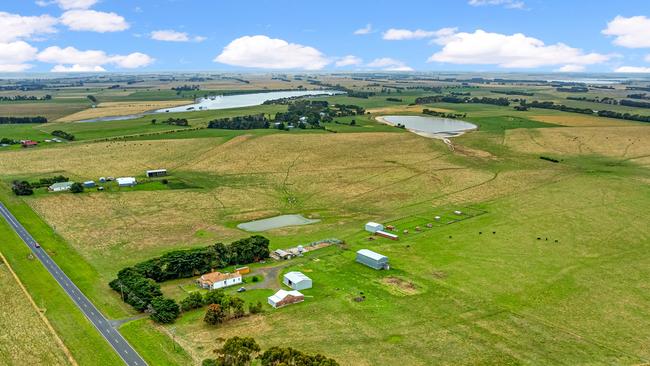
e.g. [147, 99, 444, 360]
[0, 214, 122, 365]
[0, 184, 131, 318]
[120, 319, 193, 366]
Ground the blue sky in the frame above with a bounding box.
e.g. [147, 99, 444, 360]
[2, 0, 650, 73]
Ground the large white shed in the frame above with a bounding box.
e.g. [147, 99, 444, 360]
[283, 271, 312, 290]
[365, 222, 384, 233]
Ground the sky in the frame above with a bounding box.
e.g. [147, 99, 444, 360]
[2, 0, 650, 73]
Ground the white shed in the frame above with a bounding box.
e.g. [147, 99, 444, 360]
[268, 289, 304, 308]
[116, 177, 137, 187]
[283, 271, 312, 290]
[48, 182, 74, 192]
[365, 222, 384, 233]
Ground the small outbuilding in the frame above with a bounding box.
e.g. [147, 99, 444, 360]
[48, 181, 74, 192]
[83, 180, 96, 188]
[198, 271, 242, 290]
[116, 177, 137, 187]
[146, 169, 167, 178]
[283, 271, 312, 290]
[356, 249, 390, 270]
[376, 230, 399, 240]
[365, 222, 384, 233]
[268, 289, 304, 308]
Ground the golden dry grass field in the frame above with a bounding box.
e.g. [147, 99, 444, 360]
[0, 254, 73, 366]
[56, 101, 191, 122]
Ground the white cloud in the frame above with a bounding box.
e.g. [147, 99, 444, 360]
[0, 41, 38, 72]
[468, 0, 525, 9]
[60, 10, 129, 32]
[602, 16, 650, 48]
[37, 46, 153, 70]
[214, 35, 329, 70]
[0, 12, 58, 42]
[51, 64, 106, 72]
[428, 29, 612, 68]
[615, 66, 650, 73]
[556, 64, 585, 72]
[55, 0, 98, 9]
[335, 55, 363, 67]
[151, 30, 189, 42]
[383, 29, 437, 40]
[151, 30, 205, 42]
[645, 54, 650, 62]
[367, 57, 414, 71]
[383, 27, 457, 41]
[110, 52, 154, 68]
[354, 24, 373, 35]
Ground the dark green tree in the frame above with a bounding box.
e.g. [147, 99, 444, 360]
[149, 297, 180, 323]
[214, 336, 260, 366]
[204, 303, 226, 325]
[11, 181, 33, 196]
[180, 291, 204, 312]
[229, 296, 245, 318]
[203, 289, 226, 306]
[70, 182, 84, 193]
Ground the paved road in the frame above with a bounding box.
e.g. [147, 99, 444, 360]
[0, 202, 147, 366]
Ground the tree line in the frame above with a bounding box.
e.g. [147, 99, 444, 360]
[422, 108, 467, 119]
[202, 336, 339, 366]
[109, 236, 270, 323]
[0, 95, 52, 102]
[521, 100, 650, 123]
[620, 99, 650, 109]
[208, 114, 270, 130]
[51, 130, 75, 141]
[414, 95, 510, 106]
[0, 116, 48, 124]
[490, 90, 534, 96]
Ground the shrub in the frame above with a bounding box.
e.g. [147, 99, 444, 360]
[149, 297, 180, 324]
[180, 292, 204, 312]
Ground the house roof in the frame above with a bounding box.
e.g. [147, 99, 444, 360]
[268, 289, 303, 302]
[357, 249, 387, 261]
[49, 182, 74, 189]
[199, 271, 241, 285]
[146, 169, 167, 173]
[284, 271, 311, 283]
[21, 140, 37, 145]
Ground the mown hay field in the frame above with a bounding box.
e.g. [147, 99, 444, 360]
[56, 100, 191, 122]
[0, 254, 73, 366]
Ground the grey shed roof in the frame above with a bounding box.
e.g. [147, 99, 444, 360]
[284, 271, 311, 283]
[49, 182, 74, 189]
[357, 249, 387, 261]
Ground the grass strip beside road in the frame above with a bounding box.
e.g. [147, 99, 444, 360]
[0, 210, 122, 366]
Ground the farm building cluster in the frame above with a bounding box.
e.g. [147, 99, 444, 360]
[267, 271, 313, 308]
[46, 169, 167, 193]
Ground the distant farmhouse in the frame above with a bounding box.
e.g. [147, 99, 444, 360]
[268, 289, 304, 308]
[283, 271, 312, 290]
[21, 140, 38, 148]
[48, 181, 74, 192]
[356, 249, 390, 270]
[146, 169, 167, 178]
[197, 271, 242, 290]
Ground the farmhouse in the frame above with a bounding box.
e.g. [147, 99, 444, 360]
[365, 222, 384, 233]
[116, 177, 137, 187]
[197, 271, 242, 290]
[21, 140, 38, 148]
[83, 180, 96, 188]
[356, 249, 390, 270]
[146, 169, 167, 178]
[48, 181, 74, 192]
[268, 289, 304, 308]
[283, 271, 312, 290]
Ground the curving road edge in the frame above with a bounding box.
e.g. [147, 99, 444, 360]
[0, 202, 147, 366]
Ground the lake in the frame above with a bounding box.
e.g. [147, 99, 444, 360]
[81, 90, 342, 122]
[379, 115, 477, 137]
[237, 214, 320, 232]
